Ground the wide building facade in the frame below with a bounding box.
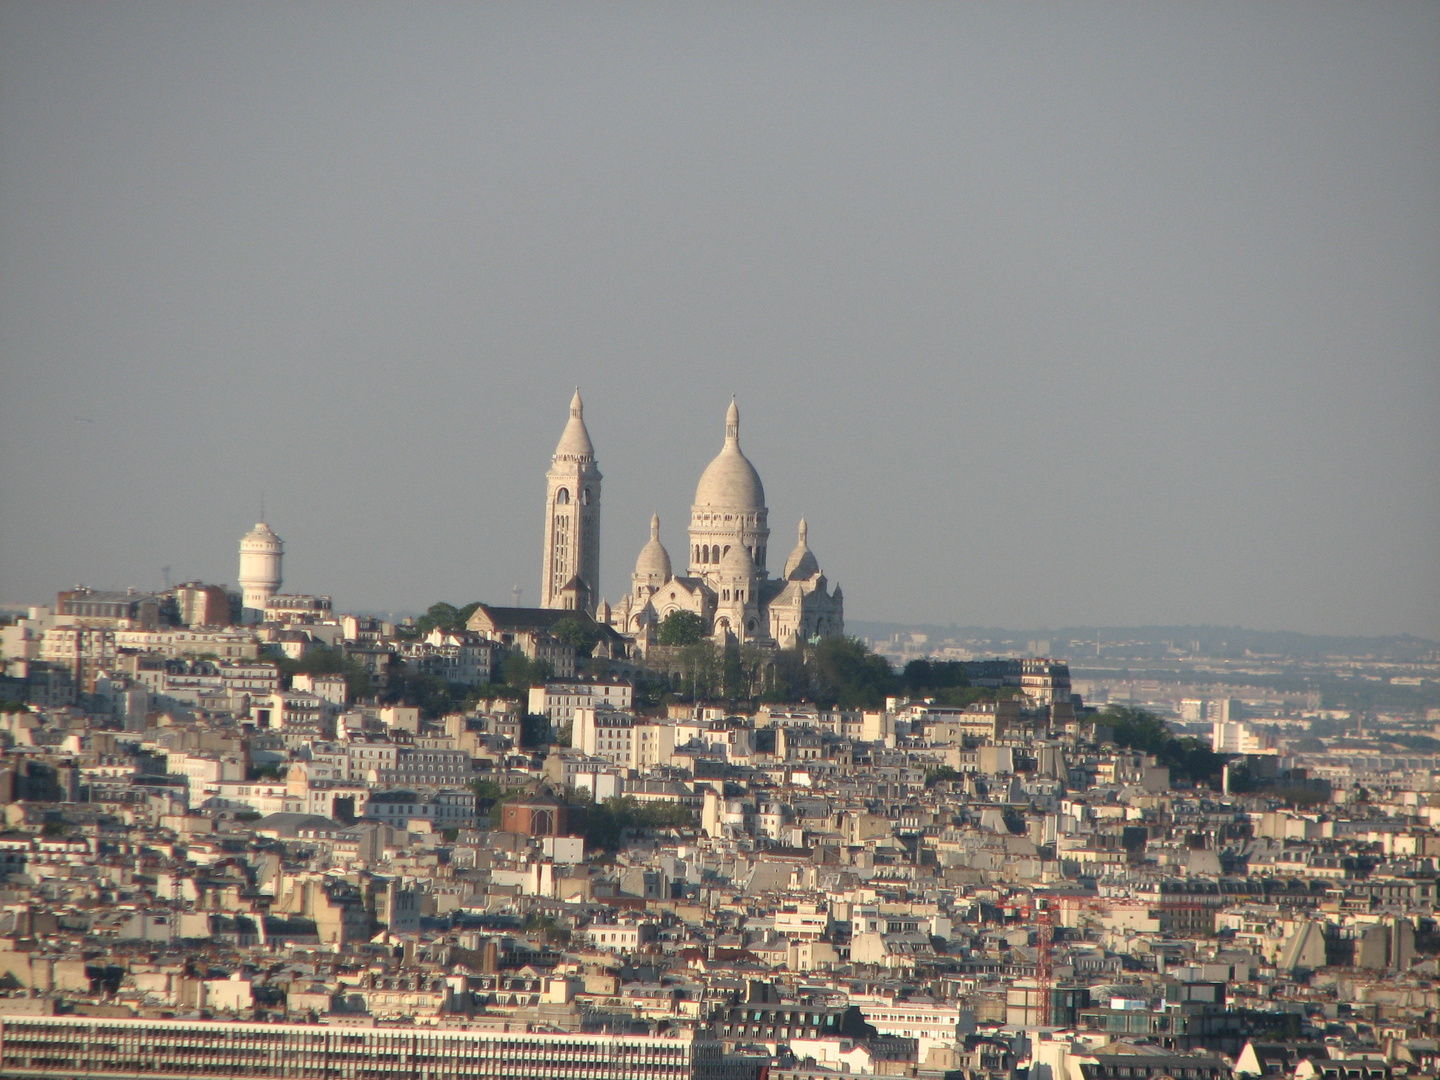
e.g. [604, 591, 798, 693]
[0, 1014, 740, 1080]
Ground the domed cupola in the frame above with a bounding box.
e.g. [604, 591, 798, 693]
[633, 513, 672, 597]
[719, 541, 756, 579]
[688, 398, 770, 578]
[694, 398, 765, 510]
[783, 517, 820, 581]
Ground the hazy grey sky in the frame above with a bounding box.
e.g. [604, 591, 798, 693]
[2, 2, 1437, 638]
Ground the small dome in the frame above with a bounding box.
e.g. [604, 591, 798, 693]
[783, 517, 819, 580]
[719, 543, 756, 578]
[241, 522, 283, 549]
[693, 398, 765, 510]
[553, 388, 595, 461]
[635, 514, 672, 581]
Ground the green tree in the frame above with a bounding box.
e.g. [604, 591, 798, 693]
[519, 713, 552, 748]
[657, 610, 706, 646]
[925, 766, 965, 788]
[736, 643, 772, 699]
[1098, 706, 1228, 789]
[469, 778, 513, 819]
[674, 641, 722, 701]
[720, 640, 746, 700]
[416, 602, 460, 635]
[903, 659, 969, 695]
[585, 796, 696, 851]
[500, 652, 552, 690]
[522, 912, 571, 945]
[760, 646, 808, 704]
[551, 616, 601, 657]
[415, 601, 482, 636]
[372, 665, 468, 718]
[269, 644, 374, 702]
[810, 636, 896, 708]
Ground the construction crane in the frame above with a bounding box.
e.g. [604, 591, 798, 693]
[1030, 894, 1113, 1028]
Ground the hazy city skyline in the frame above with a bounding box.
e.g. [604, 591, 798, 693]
[1, 3, 1436, 638]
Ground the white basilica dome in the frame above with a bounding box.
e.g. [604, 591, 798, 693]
[635, 514, 672, 580]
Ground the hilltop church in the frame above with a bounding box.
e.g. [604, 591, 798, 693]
[536, 391, 843, 650]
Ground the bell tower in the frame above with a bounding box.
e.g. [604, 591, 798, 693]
[541, 389, 602, 612]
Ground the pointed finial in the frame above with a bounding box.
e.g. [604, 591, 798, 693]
[570, 387, 583, 417]
[725, 397, 740, 443]
[260, 490, 265, 523]
[650, 513, 661, 541]
[798, 516, 808, 544]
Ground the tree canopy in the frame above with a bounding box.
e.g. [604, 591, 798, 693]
[501, 651, 552, 691]
[414, 601, 481, 636]
[657, 610, 706, 646]
[270, 644, 374, 701]
[809, 636, 896, 708]
[584, 795, 696, 851]
[550, 616, 602, 657]
[1098, 705, 1228, 789]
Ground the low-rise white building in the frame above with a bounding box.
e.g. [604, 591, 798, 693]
[529, 680, 633, 723]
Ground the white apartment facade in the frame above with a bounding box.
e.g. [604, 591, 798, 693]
[529, 680, 634, 723]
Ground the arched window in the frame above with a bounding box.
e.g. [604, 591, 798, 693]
[555, 488, 570, 505]
[722, 545, 730, 558]
[581, 487, 591, 505]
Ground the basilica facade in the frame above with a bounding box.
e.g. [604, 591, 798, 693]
[538, 394, 843, 649]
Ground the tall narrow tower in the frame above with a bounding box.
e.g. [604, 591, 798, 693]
[238, 521, 283, 623]
[540, 389, 602, 612]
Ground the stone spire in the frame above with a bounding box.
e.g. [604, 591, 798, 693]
[541, 389, 601, 612]
[783, 516, 819, 581]
[553, 387, 594, 461]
